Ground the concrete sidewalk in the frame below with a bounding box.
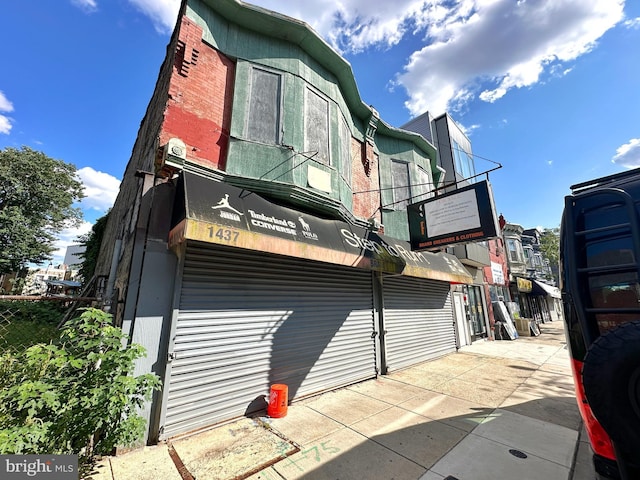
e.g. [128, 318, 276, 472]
[89, 320, 595, 480]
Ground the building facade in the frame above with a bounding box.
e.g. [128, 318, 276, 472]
[481, 236, 511, 336]
[95, 0, 473, 443]
[403, 112, 492, 345]
[502, 221, 562, 327]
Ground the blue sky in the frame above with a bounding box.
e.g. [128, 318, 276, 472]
[2, 0, 639, 266]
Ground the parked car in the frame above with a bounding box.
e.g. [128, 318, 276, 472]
[560, 168, 640, 479]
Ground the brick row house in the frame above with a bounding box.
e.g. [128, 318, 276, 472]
[95, 0, 475, 443]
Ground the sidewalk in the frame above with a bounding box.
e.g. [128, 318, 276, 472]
[89, 320, 595, 480]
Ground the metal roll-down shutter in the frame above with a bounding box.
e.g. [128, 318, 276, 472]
[382, 276, 454, 372]
[161, 243, 376, 438]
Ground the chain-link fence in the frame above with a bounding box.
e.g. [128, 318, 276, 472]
[0, 298, 90, 355]
[1, 275, 112, 356]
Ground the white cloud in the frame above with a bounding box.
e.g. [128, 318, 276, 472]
[77, 167, 120, 212]
[624, 17, 640, 29]
[248, 0, 623, 117]
[0, 90, 14, 135]
[0, 91, 13, 112]
[460, 123, 480, 137]
[399, 0, 624, 116]
[71, 0, 98, 13]
[612, 138, 640, 169]
[0, 116, 12, 135]
[127, 0, 181, 34]
[248, 0, 425, 53]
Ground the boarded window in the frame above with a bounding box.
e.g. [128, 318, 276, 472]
[305, 88, 330, 165]
[391, 160, 411, 210]
[247, 68, 281, 144]
[414, 166, 431, 202]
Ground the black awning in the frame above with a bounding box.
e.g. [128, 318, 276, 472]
[169, 172, 473, 284]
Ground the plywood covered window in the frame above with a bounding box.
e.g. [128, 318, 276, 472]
[305, 87, 330, 165]
[391, 160, 411, 210]
[413, 166, 432, 203]
[247, 67, 281, 145]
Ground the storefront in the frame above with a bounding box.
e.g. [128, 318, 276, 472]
[511, 277, 533, 319]
[531, 280, 562, 322]
[157, 172, 472, 438]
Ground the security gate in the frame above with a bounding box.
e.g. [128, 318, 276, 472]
[382, 276, 455, 372]
[160, 243, 376, 438]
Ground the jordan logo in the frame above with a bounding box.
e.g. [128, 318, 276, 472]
[212, 194, 243, 222]
[212, 194, 243, 215]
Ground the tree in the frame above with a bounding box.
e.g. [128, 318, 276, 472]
[77, 211, 110, 283]
[0, 146, 84, 274]
[539, 227, 560, 274]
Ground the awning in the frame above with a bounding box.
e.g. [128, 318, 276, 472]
[168, 172, 473, 284]
[531, 280, 561, 298]
[46, 280, 81, 287]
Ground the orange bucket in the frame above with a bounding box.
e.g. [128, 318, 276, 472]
[267, 384, 288, 418]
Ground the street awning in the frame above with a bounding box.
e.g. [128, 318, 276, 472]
[532, 280, 561, 298]
[168, 172, 473, 284]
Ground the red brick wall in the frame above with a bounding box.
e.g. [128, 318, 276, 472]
[352, 139, 382, 229]
[160, 16, 235, 170]
[484, 237, 509, 285]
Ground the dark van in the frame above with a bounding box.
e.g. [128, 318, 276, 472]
[560, 168, 640, 479]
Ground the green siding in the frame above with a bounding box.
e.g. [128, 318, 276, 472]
[377, 135, 435, 241]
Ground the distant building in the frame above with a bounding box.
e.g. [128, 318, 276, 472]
[63, 244, 85, 268]
[22, 264, 69, 295]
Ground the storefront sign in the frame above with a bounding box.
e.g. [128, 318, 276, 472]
[491, 261, 505, 284]
[517, 277, 532, 292]
[407, 180, 500, 251]
[169, 172, 473, 283]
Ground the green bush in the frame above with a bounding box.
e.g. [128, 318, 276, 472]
[0, 308, 161, 467]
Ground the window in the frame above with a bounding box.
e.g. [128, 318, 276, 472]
[247, 68, 281, 144]
[391, 160, 411, 210]
[339, 115, 352, 185]
[305, 88, 330, 165]
[452, 140, 476, 182]
[413, 166, 432, 202]
[507, 237, 523, 263]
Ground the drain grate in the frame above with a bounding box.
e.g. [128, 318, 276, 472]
[509, 448, 528, 459]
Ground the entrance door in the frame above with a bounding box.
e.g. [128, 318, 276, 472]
[467, 285, 488, 340]
[453, 292, 471, 347]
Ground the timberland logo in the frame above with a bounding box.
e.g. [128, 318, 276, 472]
[1, 455, 77, 479]
[211, 194, 243, 222]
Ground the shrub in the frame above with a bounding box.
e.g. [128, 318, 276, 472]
[0, 308, 161, 468]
